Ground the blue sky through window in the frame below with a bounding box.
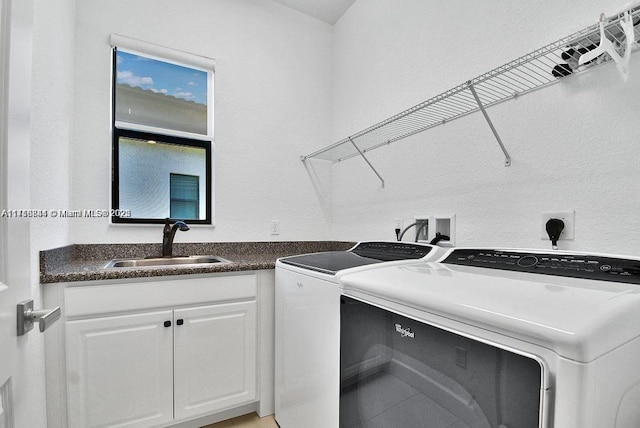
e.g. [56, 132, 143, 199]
[116, 50, 207, 105]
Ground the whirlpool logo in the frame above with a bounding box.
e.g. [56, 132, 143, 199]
[394, 323, 415, 338]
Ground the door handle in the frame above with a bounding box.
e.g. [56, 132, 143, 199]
[17, 300, 61, 336]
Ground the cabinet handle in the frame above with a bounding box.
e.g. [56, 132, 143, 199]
[176, 319, 184, 326]
[164, 321, 171, 328]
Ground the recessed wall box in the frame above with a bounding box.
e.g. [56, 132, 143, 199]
[414, 214, 455, 246]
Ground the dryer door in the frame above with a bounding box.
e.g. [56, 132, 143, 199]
[340, 296, 543, 428]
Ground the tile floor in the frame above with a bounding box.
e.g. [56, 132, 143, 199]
[203, 412, 279, 428]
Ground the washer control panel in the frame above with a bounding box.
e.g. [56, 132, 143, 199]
[352, 241, 433, 261]
[443, 249, 640, 284]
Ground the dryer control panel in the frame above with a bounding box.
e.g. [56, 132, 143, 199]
[443, 249, 640, 284]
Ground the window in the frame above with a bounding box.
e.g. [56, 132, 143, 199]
[111, 35, 214, 224]
[170, 173, 200, 219]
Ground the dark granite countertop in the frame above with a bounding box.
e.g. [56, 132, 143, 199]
[40, 241, 355, 284]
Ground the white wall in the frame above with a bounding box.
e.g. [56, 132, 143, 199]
[33, 2, 640, 250]
[331, 0, 640, 255]
[34, 0, 640, 253]
[31, 0, 75, 253]
[70, 0, 334, 243]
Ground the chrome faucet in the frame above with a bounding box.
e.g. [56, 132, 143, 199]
[162, 218, 190, 257]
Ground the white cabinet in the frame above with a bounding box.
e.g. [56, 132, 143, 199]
[44, 273, 271, 428]
[66, 311, 175, 428]
[174, 301, 256, 420]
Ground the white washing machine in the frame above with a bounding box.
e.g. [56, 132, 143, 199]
[274, 241, 447, 428]
[338, 248, 640, 428]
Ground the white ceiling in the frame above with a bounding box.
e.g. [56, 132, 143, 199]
[271, 0, 355, 24]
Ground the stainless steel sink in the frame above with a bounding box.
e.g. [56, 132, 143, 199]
[103, 255, 231, 269]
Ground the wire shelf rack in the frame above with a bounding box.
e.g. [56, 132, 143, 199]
[302, 5, 640, 168]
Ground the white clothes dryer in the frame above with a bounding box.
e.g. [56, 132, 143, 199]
[339, 248, 640, 428]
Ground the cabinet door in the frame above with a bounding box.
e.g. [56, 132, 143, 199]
[66, 310, 174, 428]
[174, 301, 257, 420]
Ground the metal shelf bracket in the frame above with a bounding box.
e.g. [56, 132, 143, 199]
[467, 82, 512, 167]
[349, 137, 385, 188]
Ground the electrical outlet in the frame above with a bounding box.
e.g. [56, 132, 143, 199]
[541, 211, 574, 240]
[394, 219, 403, 240]
[271, 220, 280, 235]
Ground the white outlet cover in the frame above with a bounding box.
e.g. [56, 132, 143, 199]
[271, 220, 280, 235]
[541, 211, 575, 240]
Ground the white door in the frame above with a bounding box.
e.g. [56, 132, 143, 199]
[66, 311, 174, 428]
[174, 301, 257, 421]
[0, 0, 35, 426]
